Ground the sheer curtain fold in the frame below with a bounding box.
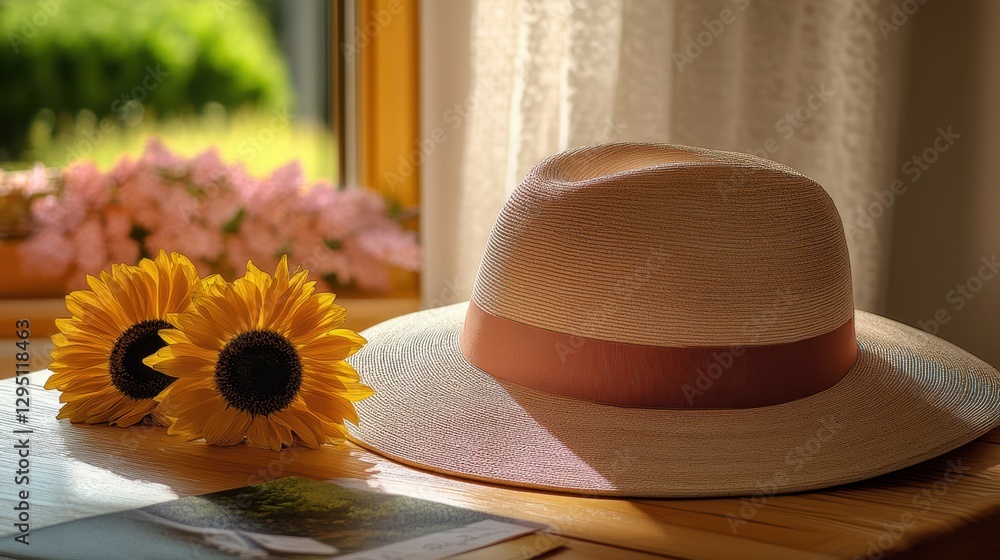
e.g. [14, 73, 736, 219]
[423, 0, 907, 312]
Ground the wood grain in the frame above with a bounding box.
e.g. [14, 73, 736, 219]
[2, 370, 998, 559]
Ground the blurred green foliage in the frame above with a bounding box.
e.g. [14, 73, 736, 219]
[0, 0, 292, 161]
[22, 104, 337, 181]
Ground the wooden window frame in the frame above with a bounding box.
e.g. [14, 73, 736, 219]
[334, 0, 420, 299]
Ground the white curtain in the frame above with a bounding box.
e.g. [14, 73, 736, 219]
[421, 0, 908, 312]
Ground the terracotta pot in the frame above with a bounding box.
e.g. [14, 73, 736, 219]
[0, 241, 68, 298]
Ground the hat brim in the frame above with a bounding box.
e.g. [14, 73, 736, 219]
[345, 303, 1000, 498]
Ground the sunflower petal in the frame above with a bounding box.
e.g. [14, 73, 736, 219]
[246, 416, 282, 451]
[272, 409, 324, 448]
[46, 252, 201, 427]
[150, 255, 370, 451]
[144, 349, 215, 378]
[202, 408, 251, 446]
[167, 397, 227, 440]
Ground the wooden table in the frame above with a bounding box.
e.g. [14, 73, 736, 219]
[2, 370, 999, 559]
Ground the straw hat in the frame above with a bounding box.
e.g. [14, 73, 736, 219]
[345, 143, 1000, 497]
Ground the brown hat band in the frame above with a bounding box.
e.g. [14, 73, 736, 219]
[460, 300, 858, 409]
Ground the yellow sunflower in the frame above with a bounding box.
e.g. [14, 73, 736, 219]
[145, 255, 372, 451]
[45, 251, 212, 426]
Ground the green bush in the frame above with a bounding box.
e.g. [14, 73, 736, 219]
[0, 0, 292, 160]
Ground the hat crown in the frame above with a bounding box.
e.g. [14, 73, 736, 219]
[471, 143, 854, 347]
[353, 143, 1000, 498]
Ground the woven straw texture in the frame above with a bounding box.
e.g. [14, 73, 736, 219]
[347, 143, 1000, 497]
[347, 304, 1000, 497]
[473, 143, 853, 346]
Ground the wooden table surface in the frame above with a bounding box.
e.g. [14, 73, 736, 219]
[2, 370, 999, 559]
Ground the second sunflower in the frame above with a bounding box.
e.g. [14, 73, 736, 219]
[145, 256, 373, 450]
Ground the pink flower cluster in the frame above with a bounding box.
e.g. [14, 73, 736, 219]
[18, 138, 420, 291]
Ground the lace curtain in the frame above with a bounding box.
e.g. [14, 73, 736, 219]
[422, 0, 908, 312]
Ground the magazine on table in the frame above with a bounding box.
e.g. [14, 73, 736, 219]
[0, 476, 561, 560]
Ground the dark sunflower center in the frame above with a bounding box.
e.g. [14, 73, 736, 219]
[215, 329, 302, 417]
[109, 319, 176, 400]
